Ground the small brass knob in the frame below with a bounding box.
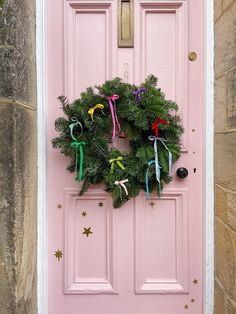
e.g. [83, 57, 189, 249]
[188, 52, 197, 61]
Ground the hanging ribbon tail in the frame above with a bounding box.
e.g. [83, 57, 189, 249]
[69, 118, 83, 141]
[70, 141, 85, 182]
[146, 160, 155, 199]
[113, 103, 121, 133]
[148, 135, 162, 197]
[108, 94, 120, 138]
[115, 179, 129, 196]
[157, 138, 172, 177]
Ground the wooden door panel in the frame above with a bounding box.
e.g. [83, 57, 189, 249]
[64, 189, 117, 294]
[64, 1, 117, 100]
[135, 190, 188, 294]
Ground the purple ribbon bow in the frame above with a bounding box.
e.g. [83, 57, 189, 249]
[133, 88, 146, 101]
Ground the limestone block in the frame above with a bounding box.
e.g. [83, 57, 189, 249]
[215, 219, 236, 302]
[226, 68, 236, 126]
[215, 0, 222, 21]
[0, 102, 37, 314]
[215, 185, 228, 223]
[226, 298, 236, 314]
[214, 76, 228, 132]
[227, 192, 236, 232]
[215, 1, 236, 78]
[0, 0, 36, 106]
[214, 280, 226, 314]
[215, 132, 236, 190]
[223, 0, 236, 11]
[0, 46, 36, 106]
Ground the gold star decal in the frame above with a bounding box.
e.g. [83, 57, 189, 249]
[184, 304, 189, 310]
[150, 201, 155, 208]
[82, 227, 93, 237]
[193, 279, 198, 285]
[191, 299, 195, 303]
[57, 204, 63, 209]
[54, 250, 63, 261]
[81, 211, 87, 217]
[98, 202, 104, 207]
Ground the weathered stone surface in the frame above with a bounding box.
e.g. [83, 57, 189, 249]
[226, 297, 236, 314]
[215, 132, 236, 190]
[215, 1, 236, 78]
[215, 0, 222, 20]
[226, 68, 236, 125]
[0, 0, 36, 106]
[214, 280, 226, 314]
[215, 219, 236, 302]
[223, 0, 236, 11]
[215, 185, 228, 224]
[227, 192, 236, 232]
[215, 185, 236, 232]
[214, 76, 228, 132]
[0, 101, 37, 314]
[0, 104, 16, 313]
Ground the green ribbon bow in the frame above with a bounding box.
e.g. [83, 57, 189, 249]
[109, 156, 125, 174]
[70, 141, 85, 181]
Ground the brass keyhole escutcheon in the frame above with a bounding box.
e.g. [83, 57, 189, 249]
[188, 51, 197, 61]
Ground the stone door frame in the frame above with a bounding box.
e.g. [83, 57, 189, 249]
[36, 0, 215, 313]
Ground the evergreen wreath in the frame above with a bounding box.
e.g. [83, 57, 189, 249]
[52, 75, 183, 208]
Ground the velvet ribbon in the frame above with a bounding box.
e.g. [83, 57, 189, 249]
[132, 87, 146, 101]
[70, 141, 85, 182]
[146, 136, 172, 198]
[88, 104, 104, 121]
[115, 179, 129, 196]
[108, 94, 121, 138]
[69, 117, 83, 140]
[152, 117, 169, 138]
[109, 156, 125, 174]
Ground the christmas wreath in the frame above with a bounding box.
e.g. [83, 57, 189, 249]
[52, 75, 183, 208]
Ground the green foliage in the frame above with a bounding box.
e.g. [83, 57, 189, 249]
[52, 75, 183, 208]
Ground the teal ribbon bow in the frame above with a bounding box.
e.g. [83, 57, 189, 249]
[70, 141, 85, 181]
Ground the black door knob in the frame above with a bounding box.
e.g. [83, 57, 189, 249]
[176, 167, 188, 179]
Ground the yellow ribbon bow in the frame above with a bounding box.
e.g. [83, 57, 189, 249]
[109, 157, 125, 174]
[88, 104, 104, 121]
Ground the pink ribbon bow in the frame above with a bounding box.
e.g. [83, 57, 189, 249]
[108, 94, 121, 138]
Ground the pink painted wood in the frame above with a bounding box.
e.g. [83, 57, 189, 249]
[47, 0, 204, 313]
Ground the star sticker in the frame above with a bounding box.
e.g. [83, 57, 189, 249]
[82, 227, 93, 237]
[54, 250, 63, 261]
[150, 201, 155, 208]
[98, 202, 104, 207]
[193, 279, 198, 285]
[81, 211, 87, 217]
[184, 304, 189, 310]
[57, 204, 63, 209]
[191, 299, 195, 303]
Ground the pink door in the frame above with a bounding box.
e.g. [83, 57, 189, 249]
[47, 0, 204, 313]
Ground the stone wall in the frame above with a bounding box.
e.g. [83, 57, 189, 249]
[214, 0, 236, 313]
[0, 0, 37, 313]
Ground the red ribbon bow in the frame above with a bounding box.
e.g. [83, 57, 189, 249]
[152, 117, 169, 138]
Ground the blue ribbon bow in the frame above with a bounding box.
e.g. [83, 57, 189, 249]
[146, 136, 172, 199]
